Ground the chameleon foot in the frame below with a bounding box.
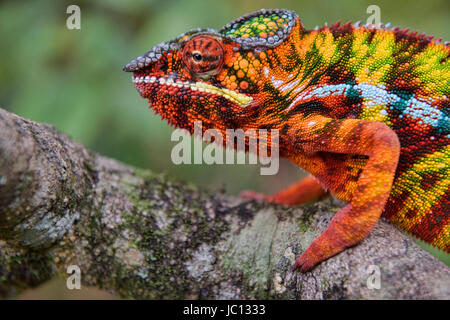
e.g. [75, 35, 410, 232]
[293, 244, 322, 272]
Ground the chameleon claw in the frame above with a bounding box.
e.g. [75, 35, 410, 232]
[293, 237, 331, 272]
[293, 252, 318, 272]
[293, 244, 323, 272]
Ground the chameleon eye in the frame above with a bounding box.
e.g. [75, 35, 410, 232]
[192, 52, 203, 62]
[182, 35, 224, 75]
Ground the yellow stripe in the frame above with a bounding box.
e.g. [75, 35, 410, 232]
[351, 29, 395, 85]
[413, 44, 450, 95]
[316, 30, 337, 65]
[390, 145, 450, 228]
[360, 104, 392, 125]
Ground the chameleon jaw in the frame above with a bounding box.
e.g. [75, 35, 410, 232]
[132, 75, 253, 107]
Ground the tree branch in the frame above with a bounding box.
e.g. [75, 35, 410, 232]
[0, 107, 448, 299]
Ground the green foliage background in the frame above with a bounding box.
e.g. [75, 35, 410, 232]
[0, 0, 448, 266]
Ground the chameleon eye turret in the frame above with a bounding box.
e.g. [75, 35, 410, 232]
[182, 35, 224, 76]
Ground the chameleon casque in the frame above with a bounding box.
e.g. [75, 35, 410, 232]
[124, 9, 449, 271]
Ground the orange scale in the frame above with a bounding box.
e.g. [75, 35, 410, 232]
[247, 67, 256, 78]
[239, 59, 249, 69]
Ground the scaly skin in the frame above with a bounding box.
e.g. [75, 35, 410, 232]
[123, 9, 449, 272]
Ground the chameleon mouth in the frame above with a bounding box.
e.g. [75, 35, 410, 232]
[132, 75, 253, 107]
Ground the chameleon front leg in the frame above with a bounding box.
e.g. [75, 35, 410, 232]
[287, 116, 400, 272]
[241, 176, 328, 205]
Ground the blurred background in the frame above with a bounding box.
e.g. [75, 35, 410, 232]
[0, 0, 448, 298]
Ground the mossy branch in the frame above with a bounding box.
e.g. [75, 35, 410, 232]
[0, 107, 448, 299]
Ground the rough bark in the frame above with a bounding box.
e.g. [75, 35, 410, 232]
[0, 107, 448, 300]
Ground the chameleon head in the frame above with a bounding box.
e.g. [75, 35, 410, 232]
[123, 9, 300, 132]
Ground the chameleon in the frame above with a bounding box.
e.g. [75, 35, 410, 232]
[123, 8, 449, 271]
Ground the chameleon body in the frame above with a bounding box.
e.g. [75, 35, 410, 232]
[124, 9, 449, 271]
